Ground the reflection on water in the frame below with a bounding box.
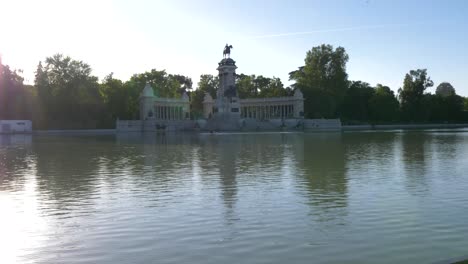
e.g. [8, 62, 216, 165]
[1, 132, 468, 264]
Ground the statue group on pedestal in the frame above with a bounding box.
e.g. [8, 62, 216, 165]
[223, 44, 233, 58]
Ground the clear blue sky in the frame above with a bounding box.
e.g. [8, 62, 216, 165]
[1, 0, 467, 95]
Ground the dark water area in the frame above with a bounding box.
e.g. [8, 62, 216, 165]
[1, 131, 468, 264]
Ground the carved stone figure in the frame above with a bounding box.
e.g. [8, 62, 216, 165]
[223, 44, 233, 58]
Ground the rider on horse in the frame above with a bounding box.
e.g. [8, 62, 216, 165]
[223, 44, 233, 58]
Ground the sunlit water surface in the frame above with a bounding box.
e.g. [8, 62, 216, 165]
[1, 131, 468, 264]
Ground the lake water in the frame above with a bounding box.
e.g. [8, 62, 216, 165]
[1, 131, 468, 264]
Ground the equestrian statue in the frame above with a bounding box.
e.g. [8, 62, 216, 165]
[223, 44, 233, 58]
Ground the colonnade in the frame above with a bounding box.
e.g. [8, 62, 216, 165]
[240, 104, 295, 120]
[154, 105, 187, 120]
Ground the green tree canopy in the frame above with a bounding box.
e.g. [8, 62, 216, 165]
[398, 69, 434, 122]
[128, 69, 191, 98]
[236, 74, 288, 98]
[339, 81, 374, 122]
[35, 54, 104, 128]
[369, 84, 400, 123]
[289, 44, 349, 118]
[0, 62, 27, 119]
[190, 74, 219, 118]
[99, 73, 132, 121]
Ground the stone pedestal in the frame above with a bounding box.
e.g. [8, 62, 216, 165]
[214, 58, 240, 120]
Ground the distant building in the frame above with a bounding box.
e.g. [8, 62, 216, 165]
[0, 120, 32, 134]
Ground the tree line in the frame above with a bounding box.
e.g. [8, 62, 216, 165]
[1, 44, 467, 129]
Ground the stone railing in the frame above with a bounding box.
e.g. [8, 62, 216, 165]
[239, 97, 302, 105]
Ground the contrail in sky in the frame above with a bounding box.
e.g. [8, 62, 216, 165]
[248, 23, 418, 39]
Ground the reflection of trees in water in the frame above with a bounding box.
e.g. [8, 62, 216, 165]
[297, 133, 348, 224]
[33, 134, 203, 214]
[33, 136, 112, 215]
[431, 133, 465, 173]
[113, 133, 202, 204]
[400, 132, 466, 194]
[0, 135, 34, 192]
[343, 132, 400, 184]
[343, 132, 397, 165]
[400, 132, 432, 194]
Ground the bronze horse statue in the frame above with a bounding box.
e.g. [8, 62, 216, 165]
[223, 44, 233, 58]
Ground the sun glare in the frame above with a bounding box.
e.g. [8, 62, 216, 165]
[0, 160, 47, 264]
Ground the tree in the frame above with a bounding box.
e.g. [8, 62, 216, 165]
[236, 74, 257, 98]
[426, 93, 465, 122]
[369, 84, 400, 123]
[35, 54, 104, 128]
[289, 44, 349, 118]
[435, 82, 455, 97]
[128, 69, 191, 98]
[339, 81, 374, 122]
[257, 77, 289, 98]
[398, 69, 434, 122]
[99, 73, 131, 121]
[236, 74, 288, 99]
[0, 62, 28, 119]
[190, 74, 218, 118]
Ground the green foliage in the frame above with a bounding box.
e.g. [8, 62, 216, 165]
[35, 54, 105, 128]
[369, 84, 400, 123]
[289, 44, 349, 118]
[99, 73, 133, 121]
[425, 94, 465, 122]
[398, 69, 434, 122]
[340, 81, 375, 122]
[0, 62, 29, 120]
[190, 74, 219, 118]
[128, 69, 191, 98]
[236, 74, 289, 99]
[4, 45, 468, 129]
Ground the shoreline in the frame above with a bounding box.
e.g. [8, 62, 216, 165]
[1, 123, 467, 136]
[342, 123, 468, 131]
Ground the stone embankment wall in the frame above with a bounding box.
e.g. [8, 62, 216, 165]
[343, 123, 468, 131]
[116, 119, 342, 132]
[116, 120, 197, 132]
[303, 119, 342, 131]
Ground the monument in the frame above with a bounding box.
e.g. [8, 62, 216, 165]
[214, 44, 241, 120]
[116, 44, 341, 132]
[203, 44, 305, 130]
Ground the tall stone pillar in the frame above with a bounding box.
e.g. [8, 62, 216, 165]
[140, 83, 155, 120]
[293, 89, 304, 118]
[203, 93, 214, 119]
[215, 57, 240, 120]
[182, 92, 190, 119]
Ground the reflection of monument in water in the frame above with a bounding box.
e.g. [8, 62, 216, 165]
[116, 45, 341, 132]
